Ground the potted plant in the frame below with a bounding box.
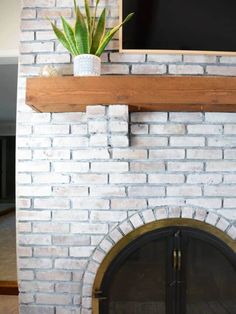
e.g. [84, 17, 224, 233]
[49, 0, 134, 76]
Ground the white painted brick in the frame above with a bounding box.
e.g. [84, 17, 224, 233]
[37, 8, 72, 18]
[99, 239, 113, 253]
[205, 212, 219, 225]
[110, 173, 146, 184]
[204, 186, 236, 196]
[128, 186, 165, 197]
[187, 174, 222, 184]
[18, 186, 51, 197]
[149, 149, 185, 159]
[206, 66, 236, 76]
[108, 105, 129, 119]
[20, 31, 34, 41]
[36, 31, 55, 40]
[72, 198, 109, 210]
[142, 209, 155, 223]
[102, 64, 129, 74]
[187, 149, 222, 159]
[91, 162, 128, 172]
[119, 221, 133, 234]
[168, 162, 203, 172]
[53, 186, 88, 197]
[34, 247, 68, 257]
[88, 120, 107, 133]
[86, 105, 106, 117]
[132, 136, 168, 147]
[22, 0, 55, 7]
[34, 125, 69, 135]
[71, 223, 108, 234]
[21, 42, 54, 53]
[18, 210, 51, 221]
[149, 174, 185, 184]
[33, 222, 69, 234]
[109, 135, 129, 147]
[73, 149, 110, 160]
[169, 207, 181, 218]
[113, 149, 147, 160]
[33, 173, 69, 184]
[224, 199, 236, 208]
[194, 208, 207, 221]
[53, 136, 88, 147]
[111, 199, 147, 210]
[187, 124, 222, 134]
[150, 124, 185, 135]
[167, 186, 202, 197]
[52, 210, 88, 222]
[36, 294, 72, 305]
[147, 54, 182, 62]
[53, 162, 89, 172]
[109, 121, 129, 133]
[149, 198, 185, 207]
[132, 64, 167, 74]
[19, 258, 52, 269]
[224, 125, 236, 134]
[71, 124, 87, 135]
[220, 56, 236, 64]
[109, 229, 123, 242]
[131, 124, 148, 135]
[187, 198, 222, 209]
[20, 54, 35, 65]
[218, 210, 236, 220]
[183, 55, 217, 63]
[34, 149, 70, 160]
[227, 225, 236, 240]
[71, 174, 107, 184]
[18, 112, 50, 123]
[130, 161, 165, 172]
[131, 112, 167, 123]
[69, 247, 94, 258]
[89, 134, 108, 147]
[36, 270, 71, 281]
[52, 235, 90, 246]
[18, 162, 49, 174]
[18, 137, 51, 148]
[17, 150, 32, 160]
[37, 53, 71, 64]
[169, 112, 203, 122]
[90, 211, 127, 222]
[216, 217, 230, 232]
[169, 65, 204, 74]
[205, 113, 236, 123]
[130, 214, 143, 228]
[90, 186, 125, 197]
[206, 161, 236, 172]
[110, 53, 145, 63]
[208, 137, 236, 147]
[224, 174, 236, 184]
[154, 207, 168, 220]
[52, 112, 86, 123]
[34, 198, 70, 209]
[170, 136, 205, 147]
[18, 222, 32, 233]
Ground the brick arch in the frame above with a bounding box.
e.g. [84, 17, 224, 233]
[81, 206, 235, 312]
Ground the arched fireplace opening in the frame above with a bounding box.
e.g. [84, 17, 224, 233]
[93, 220, 236, 314]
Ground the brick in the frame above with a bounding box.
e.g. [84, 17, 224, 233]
[131, 136, 168, 147]
[205, 212, 219, 225]
[34, 198, 70, 209]
[208, 136, 236, 147]
[187, 149, 222, 159]
[183, 55, 217, 63]
[19, 258, 52, 269]
[110, 121, 129, 133]
[149, 198, 185, 207]
[34, 125, 69, 135]
[170, 136, 205, 147]
[73, 149, 110, 160]
[142, 209, 155, 223]
[147, 54, 182, 62]
[224, 125, 236, 134]
[89, 134, 108, 147]
[204, 186, 236, 196]
[20, 305, 54, 314]
[71, 223, 108, 234]
[167, 162, 203, 172]
[55, 258, 87, 270]
[18, 186, 51, 197]
[90, 186, 125, 197]
[34, 149, 70, 160]
[33, 173, 69, 184]
[149, 149, 185, 159]
[91, 162, 128, 172]
[150, 124, 185, 134]
[131, 124, 148, 135]
[149, 174, 185, 184]
[220, 56, 236, 64]
[218, 210, 236, 220]
[206, 66, 236, 76]
[227, 225, 236, 240]
[108, 105, 129, 119]
[187, 174, 222, 184]
[18, 137, 51, 148]
[169, 65, 204, 74]
[205, 113, 236, 123]
[102, 64, 129, 74]
[53, 136, 88, 147]
[36, 294, 72, 305]
[86, 105, 106, 117]
[90, 211, 127, 222]
[52, 235, 90, 246]
[113, 149, 147, 160]
[34, 247, 68, 257]
[111, 199, 147, 210]
[21, 42, 53, 53]
[130, 214, 144, 228]
[19, 234, 51, 245]
[53, 186, 88, 197]
[224, 198, 236, 208]
[53, 210, 88, 221]
[206, 161, 236, 172]
[187, 124, 222, 134]
[224, 174, 236, 184]
[18, 210, 51, 221]
[52, 112, 86, 123]
[18, 161, 50, 172]
[18, 174, 32, 184]
[53, 162, 89, 172]
[131, 112, 167, 123]
[22, 0, 55, 7]
[72, 198, 109, 210]
[71, 124, 87, 135]
[109, 135, 129, 147]
[167, 186, 202, 196]
[128, 186, 165, 197]
[88, 120, 107, 133]
[110, 53, 145, 63]
[20, 31, 34, 41]
[37, 8, 71, 18]
[216, 217, 230, 232]
[110, 173, 146, 184]
[71, 174, 108, 184]
[169, 112, 203, 122]
[36, 270, 71, 281]
[33, 222, 69, 234]
[130, 161, 165, 172]
[132, 64, 167, 74]
[55, 282, 80, 293]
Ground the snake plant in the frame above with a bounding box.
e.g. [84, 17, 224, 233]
[49, 0, 134, 57]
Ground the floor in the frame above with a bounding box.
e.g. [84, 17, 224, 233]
[0, 295, 18, 314]
[0, 211, 17, 281]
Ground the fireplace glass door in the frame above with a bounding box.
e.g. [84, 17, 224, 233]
[98, 227, 236, 314]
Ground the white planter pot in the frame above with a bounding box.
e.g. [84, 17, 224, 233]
[73, 54, 101, 76]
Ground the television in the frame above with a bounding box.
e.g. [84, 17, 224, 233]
[120, 0, 236, 55]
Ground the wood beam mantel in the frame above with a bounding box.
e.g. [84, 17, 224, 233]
[26, 76, 236, 112]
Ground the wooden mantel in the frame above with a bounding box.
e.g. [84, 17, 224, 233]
[26, 76, 236, 112]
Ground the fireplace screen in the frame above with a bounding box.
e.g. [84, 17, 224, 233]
[98, 227, 236, 314]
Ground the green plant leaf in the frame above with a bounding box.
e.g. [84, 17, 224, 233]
[95, 12, 134, 57]
[84, 0, 91, 31]
[74, 5, 90, 54]
[61, 16, 79, 55]
[90, 8, 106, 54]
[49, 20, 74, 56]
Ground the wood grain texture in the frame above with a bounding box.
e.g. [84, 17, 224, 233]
[0, 281, 18, 295]
[26, 76, 236, 112]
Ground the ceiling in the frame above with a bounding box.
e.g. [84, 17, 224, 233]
[0, 63, 18, 122]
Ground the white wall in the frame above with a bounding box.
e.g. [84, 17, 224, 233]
[0, 0, 21, 59]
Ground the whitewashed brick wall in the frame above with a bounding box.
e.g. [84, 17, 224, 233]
[17, 0, 236, 313]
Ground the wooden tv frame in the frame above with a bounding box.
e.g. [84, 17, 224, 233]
[119, 0, 236, 56]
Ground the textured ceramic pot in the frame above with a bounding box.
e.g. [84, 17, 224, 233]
[73, 54, 101, 76]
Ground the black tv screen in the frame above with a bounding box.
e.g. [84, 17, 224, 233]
[121, 0, 236, 54]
